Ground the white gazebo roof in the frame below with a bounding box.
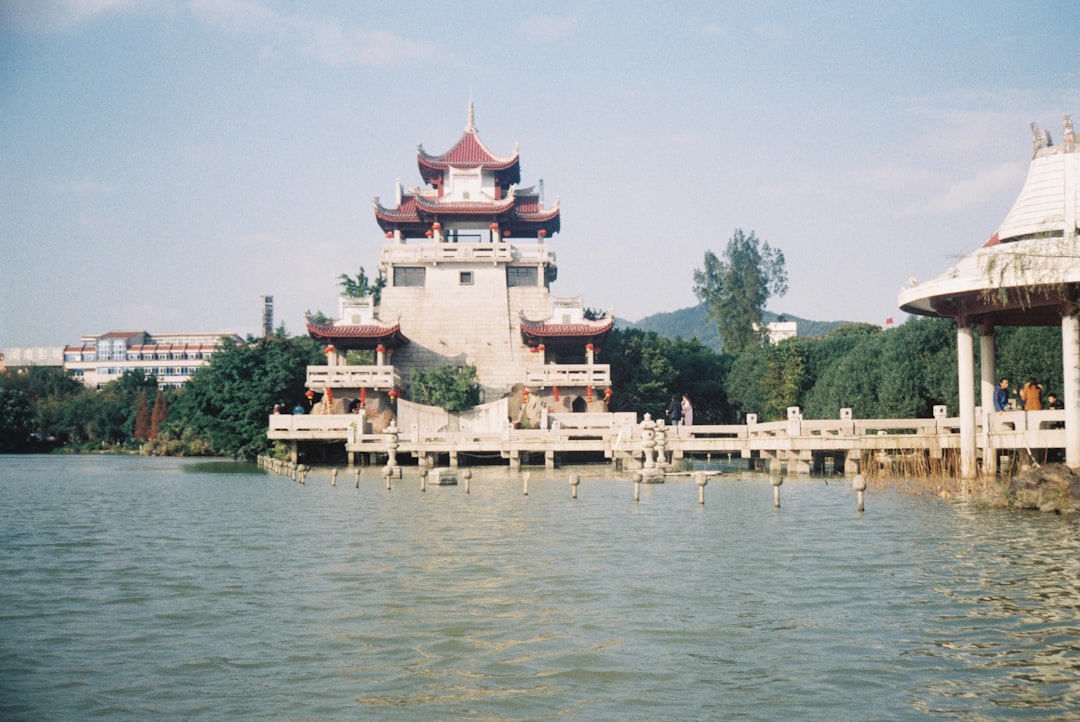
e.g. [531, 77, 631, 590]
[899, 116, 1080, 325]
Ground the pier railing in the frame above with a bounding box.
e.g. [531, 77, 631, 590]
[267, 409, 1068, 472]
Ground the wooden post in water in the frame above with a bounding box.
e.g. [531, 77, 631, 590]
[354, 468, 361, 489]
[523, 472, 531, 496]
[383, 465, 392, 491]
[570, 473, 580, 499]
[463, 469, 472, 494]
[331, 468, 338, 487]
[420, 468, 427, 492]
[771, 475, 783, 508]
[633, 472, 641, 502]
[695, 471, 707, 504]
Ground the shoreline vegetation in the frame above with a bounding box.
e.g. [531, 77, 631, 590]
[2, 320, 1070, 513]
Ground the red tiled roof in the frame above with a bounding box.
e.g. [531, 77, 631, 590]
[375, 193, 559, 227]
[521, 319, 614, 336]
[418, 131, 519, 171]
[414, 195, 516, 214]
[307, 319, 408, 350]
[520, 316, 614, 346]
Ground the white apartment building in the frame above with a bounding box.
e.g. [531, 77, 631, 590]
[63, 330, 242, 388]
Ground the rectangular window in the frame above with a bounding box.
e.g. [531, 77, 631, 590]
[507, 266, 538, 287]
[459, 271, 474, 285]
[394, 267, 426, 287]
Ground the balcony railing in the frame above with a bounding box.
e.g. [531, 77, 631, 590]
[379, 243, 555, 266]
[305, 365, 401, 391]
[524, 364, 611, 387]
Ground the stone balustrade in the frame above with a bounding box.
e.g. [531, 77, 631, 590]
[305, 365, 401, 391]
[524, 364, 610, 387]
[379, 242, 555, 266]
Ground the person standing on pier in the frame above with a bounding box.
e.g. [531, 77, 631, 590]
[1019, 377, 1042, 410]
[667, 395, 682, 427]
[993, 378, 1010, 412]
[681, 394, 693, 427]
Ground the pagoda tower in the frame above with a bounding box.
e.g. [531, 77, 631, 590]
[306, 105, 612, 429]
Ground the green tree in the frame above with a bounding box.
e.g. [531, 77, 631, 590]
[171, 333, 323, 459]
[604, 329, 680, 419]
[80, 369, 159, 444]
[0, 387, 33, 452]
[693, 228, 787, 354]
[338, 266, 387, 305]
[410, 364, 481, 413]
[759, 338, 808, 421]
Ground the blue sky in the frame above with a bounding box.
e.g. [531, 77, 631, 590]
[1, 0, 1076, 347]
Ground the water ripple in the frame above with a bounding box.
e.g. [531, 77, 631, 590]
[2, 457, 1079, 720]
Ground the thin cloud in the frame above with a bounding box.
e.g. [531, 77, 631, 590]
[518, 13, 583, 40]
[0, 0, 141, 33]
[50, 178, 113, 196]
[903, 161, 1026, 216]
[188, 0, 441, 66]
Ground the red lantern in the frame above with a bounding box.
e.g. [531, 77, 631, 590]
[502, 229, 510, 236]
[432, 222, 441, 230]
[522, 388, 530, 402]
[305, 389, 314, 405]
[553, 386, 559, 402]
[530, 346, 538, 353]
[323, 344, 335, 355]
[425, 229, 433, 238]
[385, 231, 393, 238]
[587, 386, 593, 403]
[538, 229, 547, 238]
[489, 223, 498, 231]
[604, 387, 612, 403]
[360, 387, 366, 405]
[538, 344, 545, 353]
[326, 388, 334, 404]
[376, 345, 384, 354]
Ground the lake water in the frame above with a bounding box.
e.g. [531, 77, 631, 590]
[1, 455, 1078, 720]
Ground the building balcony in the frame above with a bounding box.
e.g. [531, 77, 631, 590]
[305, 365, 401, 391]
[524, 364, 611, 388]
[379, 242, 555, 266]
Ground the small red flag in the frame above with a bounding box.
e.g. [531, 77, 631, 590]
[885, 317, 894, 325]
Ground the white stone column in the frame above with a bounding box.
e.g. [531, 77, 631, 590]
[980, 330, 997, 474]
[1063, 312, 1080, 469]
[958, 325, 977, 479]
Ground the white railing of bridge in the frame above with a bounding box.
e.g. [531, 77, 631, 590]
[305, 365, 401, 391]
[267, 409, 1068, 456]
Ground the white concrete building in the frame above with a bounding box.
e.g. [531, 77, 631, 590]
[304, 105, 614, 431]
[63, 330, 243, 388]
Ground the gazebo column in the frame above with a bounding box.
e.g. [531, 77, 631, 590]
[979, 324, 997, 475]
[957, 325, 978, 479]
[1064, 311, 1080, 469]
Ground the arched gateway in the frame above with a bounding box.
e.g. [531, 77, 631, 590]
[898, 115, 1080, 477]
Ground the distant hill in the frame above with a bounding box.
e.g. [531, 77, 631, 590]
[617, 303, 850, 352]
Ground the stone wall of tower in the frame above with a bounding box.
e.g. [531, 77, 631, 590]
[377, 248, 552, 401]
